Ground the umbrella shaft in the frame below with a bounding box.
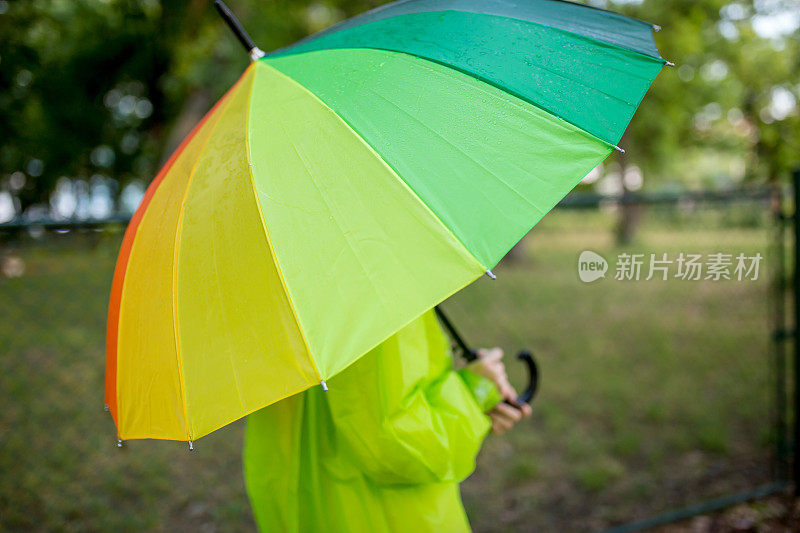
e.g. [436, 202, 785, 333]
[215, 0, 260, 57]
[434, 306, 478, 362]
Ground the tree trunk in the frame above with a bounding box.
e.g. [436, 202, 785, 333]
[614, 135, 641, 245]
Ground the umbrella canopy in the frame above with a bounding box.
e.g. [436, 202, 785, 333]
[106, 0, 666, 442]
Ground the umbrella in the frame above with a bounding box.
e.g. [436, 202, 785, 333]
[105, 0, 667, 445]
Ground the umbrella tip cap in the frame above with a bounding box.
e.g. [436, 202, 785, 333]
[485, 269, 497, 280]
[320, 380, 329, 392]
[249, 47, 265, 62]
[188, 440, 194, 451]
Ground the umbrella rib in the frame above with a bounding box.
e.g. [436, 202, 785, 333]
[271, 8, 664, 144]
[279, 120, 396, 315]
[171, 68, 250, 440]
[369, 85, 545, 213]
[265, 60, 490, 273]
[270, 1, 661, 61]
[244, 64, 324, 386]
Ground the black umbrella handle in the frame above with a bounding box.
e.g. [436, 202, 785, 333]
[513, 350, 539, 405]
[434, 306, 539, 406]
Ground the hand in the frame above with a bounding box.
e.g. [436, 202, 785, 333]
[469, 347, 532, 435]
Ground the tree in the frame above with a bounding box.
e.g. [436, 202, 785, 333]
[611, 0, 799, 185]
[1, 0, 797, 221]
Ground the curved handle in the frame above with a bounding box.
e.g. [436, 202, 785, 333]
[504, 350, 539, 406]
[432, 306, 539, 407]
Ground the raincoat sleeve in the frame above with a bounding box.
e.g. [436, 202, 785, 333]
[324, 310, 501, 485]
[457, 366, 504, 413]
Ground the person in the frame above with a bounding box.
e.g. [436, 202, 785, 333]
[243, 308, 532, 531]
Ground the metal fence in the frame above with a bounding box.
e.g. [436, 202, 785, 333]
[0, 181, 795, 532]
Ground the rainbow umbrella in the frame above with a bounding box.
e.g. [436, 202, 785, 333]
[105, 0, 667, 445]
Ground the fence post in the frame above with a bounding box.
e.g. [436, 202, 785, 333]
[773, 181, 788, 482]
[793, 168, 800, 494]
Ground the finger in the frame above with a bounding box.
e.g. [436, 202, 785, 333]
[493, 414, 518, 431]
[497, 382, 518, 403]
[502, 395, 531, 418]
[481, 347, 504, 363]
[490, 408, 517, 425]
[494, 402, 523, 422]
[487, 366, 508, 385]
[490, 414, 512, 434]
[478, 346, 503, 360]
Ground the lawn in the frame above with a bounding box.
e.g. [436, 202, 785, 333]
[0, 205, 779, 532]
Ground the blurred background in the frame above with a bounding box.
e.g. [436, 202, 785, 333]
[1, 0, 799, 531]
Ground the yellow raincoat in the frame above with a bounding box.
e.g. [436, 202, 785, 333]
[243, 309, 502, 531]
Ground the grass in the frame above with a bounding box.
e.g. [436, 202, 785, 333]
[0, 205, 779, 532]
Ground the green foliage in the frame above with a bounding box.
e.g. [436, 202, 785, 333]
[610, 0, 800, 184]
[2, 1, 168, 209]
[0, 0, 376, 212]
[1, 0, 797, 213]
